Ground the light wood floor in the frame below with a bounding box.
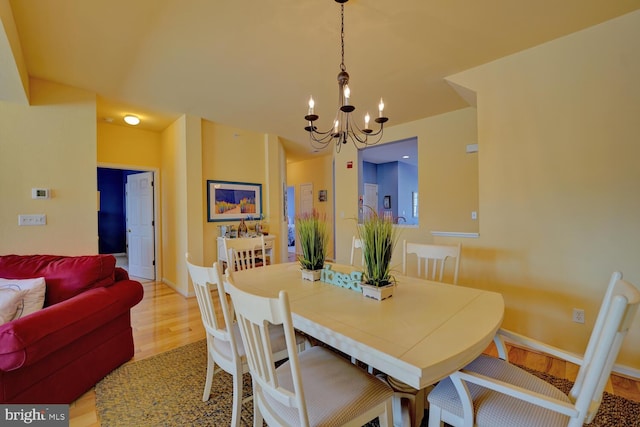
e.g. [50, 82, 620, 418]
[69, 278, 640, 427]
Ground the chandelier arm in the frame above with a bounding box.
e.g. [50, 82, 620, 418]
[309, 135, 335, 148]
[309, 126, 336, 137]
[359, 129, 386, 147]
[309, 131, 337, 145]
[345, 123, 369, 145]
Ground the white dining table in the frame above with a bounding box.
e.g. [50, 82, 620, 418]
[229, 262, 504, 391]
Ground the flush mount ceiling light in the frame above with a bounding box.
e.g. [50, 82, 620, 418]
[304, 0, 388, 153]
[124, 115, 140, 126]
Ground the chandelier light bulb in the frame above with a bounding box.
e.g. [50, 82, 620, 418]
[364, 113, 370, 129]
[308, 97, 315, 115]
[343, 85, 350, 105]
[334, 120, 339, 133]
[378, 99, 385, 117]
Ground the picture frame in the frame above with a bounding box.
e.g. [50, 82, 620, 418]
[318, 189, 327, 202]
[383, 195, 391, 209]
[207, 180, 262, 222]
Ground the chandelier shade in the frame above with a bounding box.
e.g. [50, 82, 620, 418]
[304, 0, 388, 153]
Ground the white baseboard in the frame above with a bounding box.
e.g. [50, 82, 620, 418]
[509, 342, 639, 380]
[612, 363, 640, 380]
[430, 231, 479, 238]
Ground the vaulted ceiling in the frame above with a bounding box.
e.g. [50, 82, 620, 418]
[3, 0, 639, 161]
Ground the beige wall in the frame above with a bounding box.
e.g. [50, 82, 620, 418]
[330, 109, 479, 271]
[97, 122, 162, 169]
[158, 114, 202, 296]
[201, 121, 285, 266]
[287, 155, 335, 261]
[95, 116, 283, 296]
[444, 11, 640, 370]
[160, 117, 183, 291]
[320, 11, 640, 373]
[1, 8, 637, 374]
[97, 121, 164, 281]
[382, 107, 479, 235]
[0, 79, 98, 255]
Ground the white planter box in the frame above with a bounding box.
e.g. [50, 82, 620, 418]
[301, 269, 322, 281]
[361, 283, 395, 301]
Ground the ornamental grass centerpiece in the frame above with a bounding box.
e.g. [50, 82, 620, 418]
[296, 210, 329, 281]
[357, 209, 399, 300]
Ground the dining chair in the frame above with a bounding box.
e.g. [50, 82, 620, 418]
[427, 271, 640, 427]
[225, 274, 395, 427]
[402, 241, 461, 285]
[185, 255, 304, 427]
[350, 236, 364, 266]
[391, 241, 460, 426]
[223, 235, 268, 272]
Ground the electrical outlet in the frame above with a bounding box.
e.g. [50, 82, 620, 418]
[572, 308, 585, 324]
[18, 214, 47, 226]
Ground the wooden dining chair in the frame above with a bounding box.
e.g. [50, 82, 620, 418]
[427, 271, 640, 427]
[223, 235, 268, 271]
[402, 241, 461, 285]
[185, 255, 303, 427]
[350, 236, 364, 266]
[391, 241, 461, 426]
[225, 274, 395, 427]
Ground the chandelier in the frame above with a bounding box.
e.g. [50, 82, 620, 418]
[304, 0, 388, 153]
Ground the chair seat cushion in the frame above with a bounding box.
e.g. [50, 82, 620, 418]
[428, 354, 571, 427]
[265, 346, 393, 426]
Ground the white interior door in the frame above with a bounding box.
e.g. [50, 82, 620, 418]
[126, 172, 155, 279]
[363, 183, 378, 218]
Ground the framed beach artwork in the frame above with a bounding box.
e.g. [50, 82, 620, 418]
[383, 195, 391, 210]
[207, 180, 262, 222]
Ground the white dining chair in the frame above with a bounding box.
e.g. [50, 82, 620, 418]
[223, 235, 268, 271]
[350, 236, 364, 266]
[389, 241, 461, 426]
[402, 241, 461, 285]
[427, 271, 640, 427]
[225, 274, 395, 427]
[185, 255, 305, 427]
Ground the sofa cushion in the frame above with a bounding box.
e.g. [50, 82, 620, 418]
[0, 278, 46, 321]
[0, 255, 116, 306]
[0, 287, 28, 325]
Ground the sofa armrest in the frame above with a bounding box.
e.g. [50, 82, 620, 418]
[0, 279, 143, 371]
[115, 267, 129, 282]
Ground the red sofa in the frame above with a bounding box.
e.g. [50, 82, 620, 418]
[0, 254, 144, 403]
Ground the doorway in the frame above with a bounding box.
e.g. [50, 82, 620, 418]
[97, 167, 156, 280]
[287, 185, 295, 260]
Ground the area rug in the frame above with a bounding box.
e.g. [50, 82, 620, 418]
[95, 340, 640, 427]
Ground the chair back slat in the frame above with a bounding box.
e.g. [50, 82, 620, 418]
[223, 236, 268, 272]
[570, 273, 640, 423]
[402, 240, 461, 284]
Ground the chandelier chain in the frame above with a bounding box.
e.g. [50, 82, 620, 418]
[340, 4, 346, 72]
